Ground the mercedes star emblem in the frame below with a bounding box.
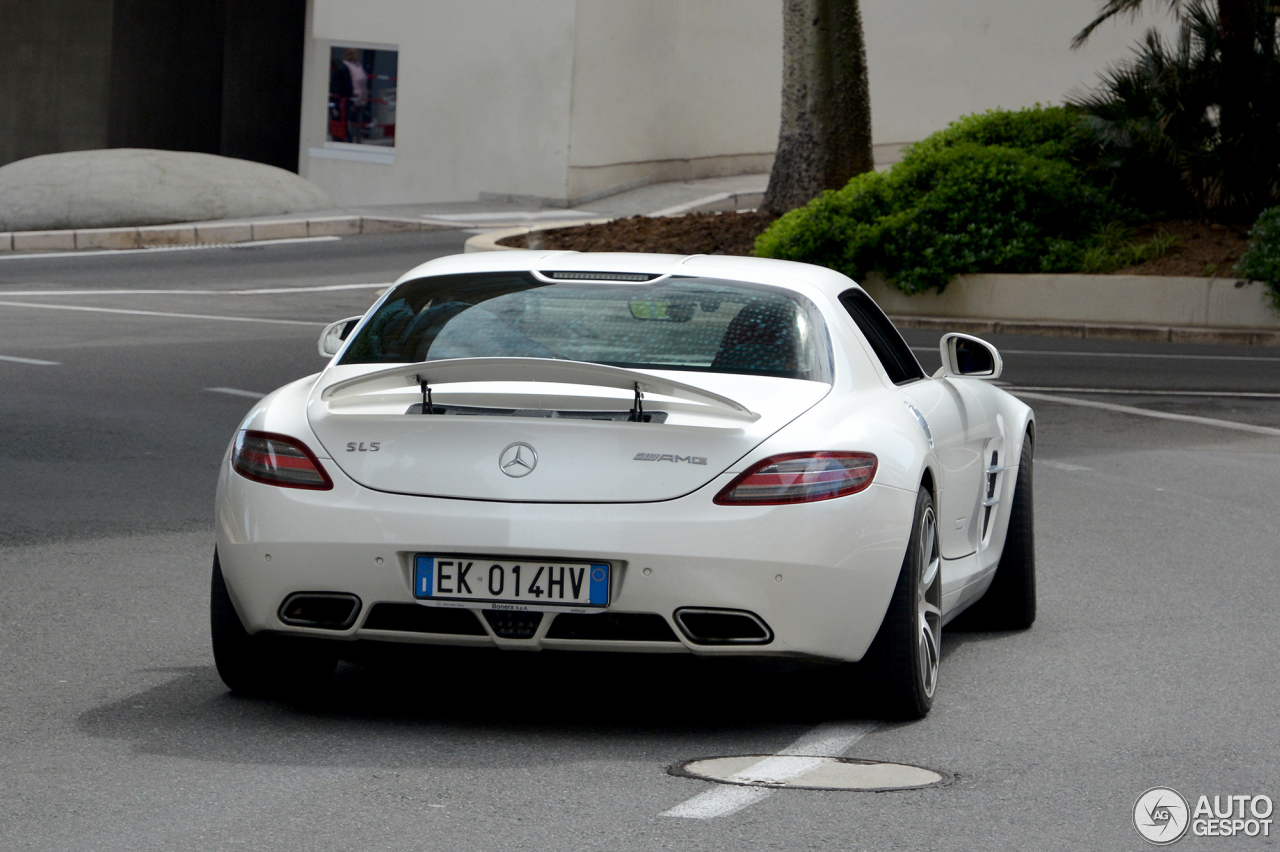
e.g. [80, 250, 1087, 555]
[499, 442, 538, 477]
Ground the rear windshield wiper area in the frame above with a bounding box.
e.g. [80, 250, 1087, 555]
[403, 403, 668, 423]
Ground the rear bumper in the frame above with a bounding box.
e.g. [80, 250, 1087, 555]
[215, 456, 916, 663]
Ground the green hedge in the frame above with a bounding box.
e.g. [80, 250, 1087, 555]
[1235, 206, 1280, 308]
[755, 141, 1119, 293]
[904, 104, 1092, 165]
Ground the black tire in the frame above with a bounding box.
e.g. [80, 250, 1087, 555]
[210, 551, 337, 697]
[952, 434, 1036, 631]
[861, 485, 942, 721]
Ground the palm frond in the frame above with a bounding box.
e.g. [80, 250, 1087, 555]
[1073, 0, 1194, 49]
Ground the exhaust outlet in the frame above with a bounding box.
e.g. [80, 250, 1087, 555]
[278, 593, 362, 629]
[674, 608, 773, 645]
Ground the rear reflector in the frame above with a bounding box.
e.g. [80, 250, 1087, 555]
[232, 430, 333, 490]
[714, 452, 877, 506]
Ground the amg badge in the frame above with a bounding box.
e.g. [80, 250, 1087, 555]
[634, 452, 707, 465]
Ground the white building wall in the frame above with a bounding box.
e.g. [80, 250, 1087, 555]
[862, 0, 1168, 155]
[301, 0, 577, 205]
[565, 0, 781, 200]
[299, 0, 1165, 206]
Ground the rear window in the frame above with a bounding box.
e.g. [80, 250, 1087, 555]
[339, 272, 833, 382]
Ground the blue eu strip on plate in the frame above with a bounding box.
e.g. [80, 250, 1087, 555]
[415, 555, 434, 598]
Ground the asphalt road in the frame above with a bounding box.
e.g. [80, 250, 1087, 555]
[1, 236, 1278, 850]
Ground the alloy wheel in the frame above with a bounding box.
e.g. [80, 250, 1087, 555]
[917, 506, 942, 698]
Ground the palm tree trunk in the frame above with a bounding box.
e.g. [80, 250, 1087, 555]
[1216, 0, 1253, 141]
[762, 0, 874, 216]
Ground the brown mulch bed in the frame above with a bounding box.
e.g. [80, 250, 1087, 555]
[497, 210, 775, 256]
[500, 211, 1253, 277]
[1116, 220, 1251, 277]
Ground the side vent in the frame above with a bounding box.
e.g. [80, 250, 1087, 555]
[982, 451, 1000, 537]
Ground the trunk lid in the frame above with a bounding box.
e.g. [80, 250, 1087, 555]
[306, 358, 828, 502]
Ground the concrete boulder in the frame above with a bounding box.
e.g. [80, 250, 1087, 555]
[0, 149, 335, 231]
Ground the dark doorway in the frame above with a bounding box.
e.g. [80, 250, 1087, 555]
[106, 0, 306, 171]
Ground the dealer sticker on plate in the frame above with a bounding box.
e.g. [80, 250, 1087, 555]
[414, 555, 610, 608]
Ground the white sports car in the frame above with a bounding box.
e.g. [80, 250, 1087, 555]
[212, 251, 1035, 718]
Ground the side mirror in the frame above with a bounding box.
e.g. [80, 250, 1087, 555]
[937, 333, 1002, 379]
[318, 316, 363, 357]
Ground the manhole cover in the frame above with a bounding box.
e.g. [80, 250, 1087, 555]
[670, 755, 952, 792]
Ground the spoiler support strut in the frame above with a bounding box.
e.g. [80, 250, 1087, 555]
[416, 375, 434, 415]
[629, 383, 644, 422]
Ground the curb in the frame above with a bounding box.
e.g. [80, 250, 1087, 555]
[646, 190, 764, 218]
[464, 222, 1280, 346]
[464, 218, 612, 253]
[0, 215, 450, 254]
[460, 190, 764, 253]
[888, 315, 1280, 347]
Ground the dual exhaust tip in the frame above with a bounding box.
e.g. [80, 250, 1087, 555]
[278, 594, 773, 647]
[674, 608, 773, 645]
[278, 593, 362, 630]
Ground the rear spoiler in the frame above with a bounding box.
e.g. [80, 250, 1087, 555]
[319, 357, 759, 420]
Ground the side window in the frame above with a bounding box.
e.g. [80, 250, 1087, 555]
[838, 288, 926, 385]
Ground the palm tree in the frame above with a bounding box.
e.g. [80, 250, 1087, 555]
[1076, 0, 1257, 140]
[762, 0, 874, 216]
[1073, 0, 1279, 219]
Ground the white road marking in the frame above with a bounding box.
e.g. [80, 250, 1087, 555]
[1040, 460, 1091, 472]
[1014, 390, 1280, 436]
[0, 283, 389, 297]
[0, 354, 60, 366]
[1007, 385, 1280, 399]
[910, 345, 1280, 363]
[0, 301, 326, 327]
[206, 387, 266, 399]
[0, 236, 340, 262]
[661, 722, 877, 820]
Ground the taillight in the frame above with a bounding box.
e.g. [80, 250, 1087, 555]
[232, 431, 333, 490]
[714, 452, 877, 505]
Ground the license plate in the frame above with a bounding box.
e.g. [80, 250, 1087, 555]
[413, 555, 610, 608]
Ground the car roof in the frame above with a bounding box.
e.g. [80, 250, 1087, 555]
[395, 251, 864, 304]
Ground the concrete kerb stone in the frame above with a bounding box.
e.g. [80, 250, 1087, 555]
[250, 219, 308, 241]
[360, 216, 432, 234]
[463, 219, 612, 253]
[889, 315, 1280, 346]
[13, 230, 76, 251]
[195, 222, 253, 244]
[0, 213, 446, 254]
[647, 191, 766, 218]
[74, 227, 140, 250]
[307, 216, 361, 237]
[136, 224, 196, 246]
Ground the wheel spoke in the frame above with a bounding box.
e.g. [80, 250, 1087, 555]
[916, 505, 941, 699]
[918, 613, 939, 696]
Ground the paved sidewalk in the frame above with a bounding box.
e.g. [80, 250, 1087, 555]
[0, 173, 769, 254]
